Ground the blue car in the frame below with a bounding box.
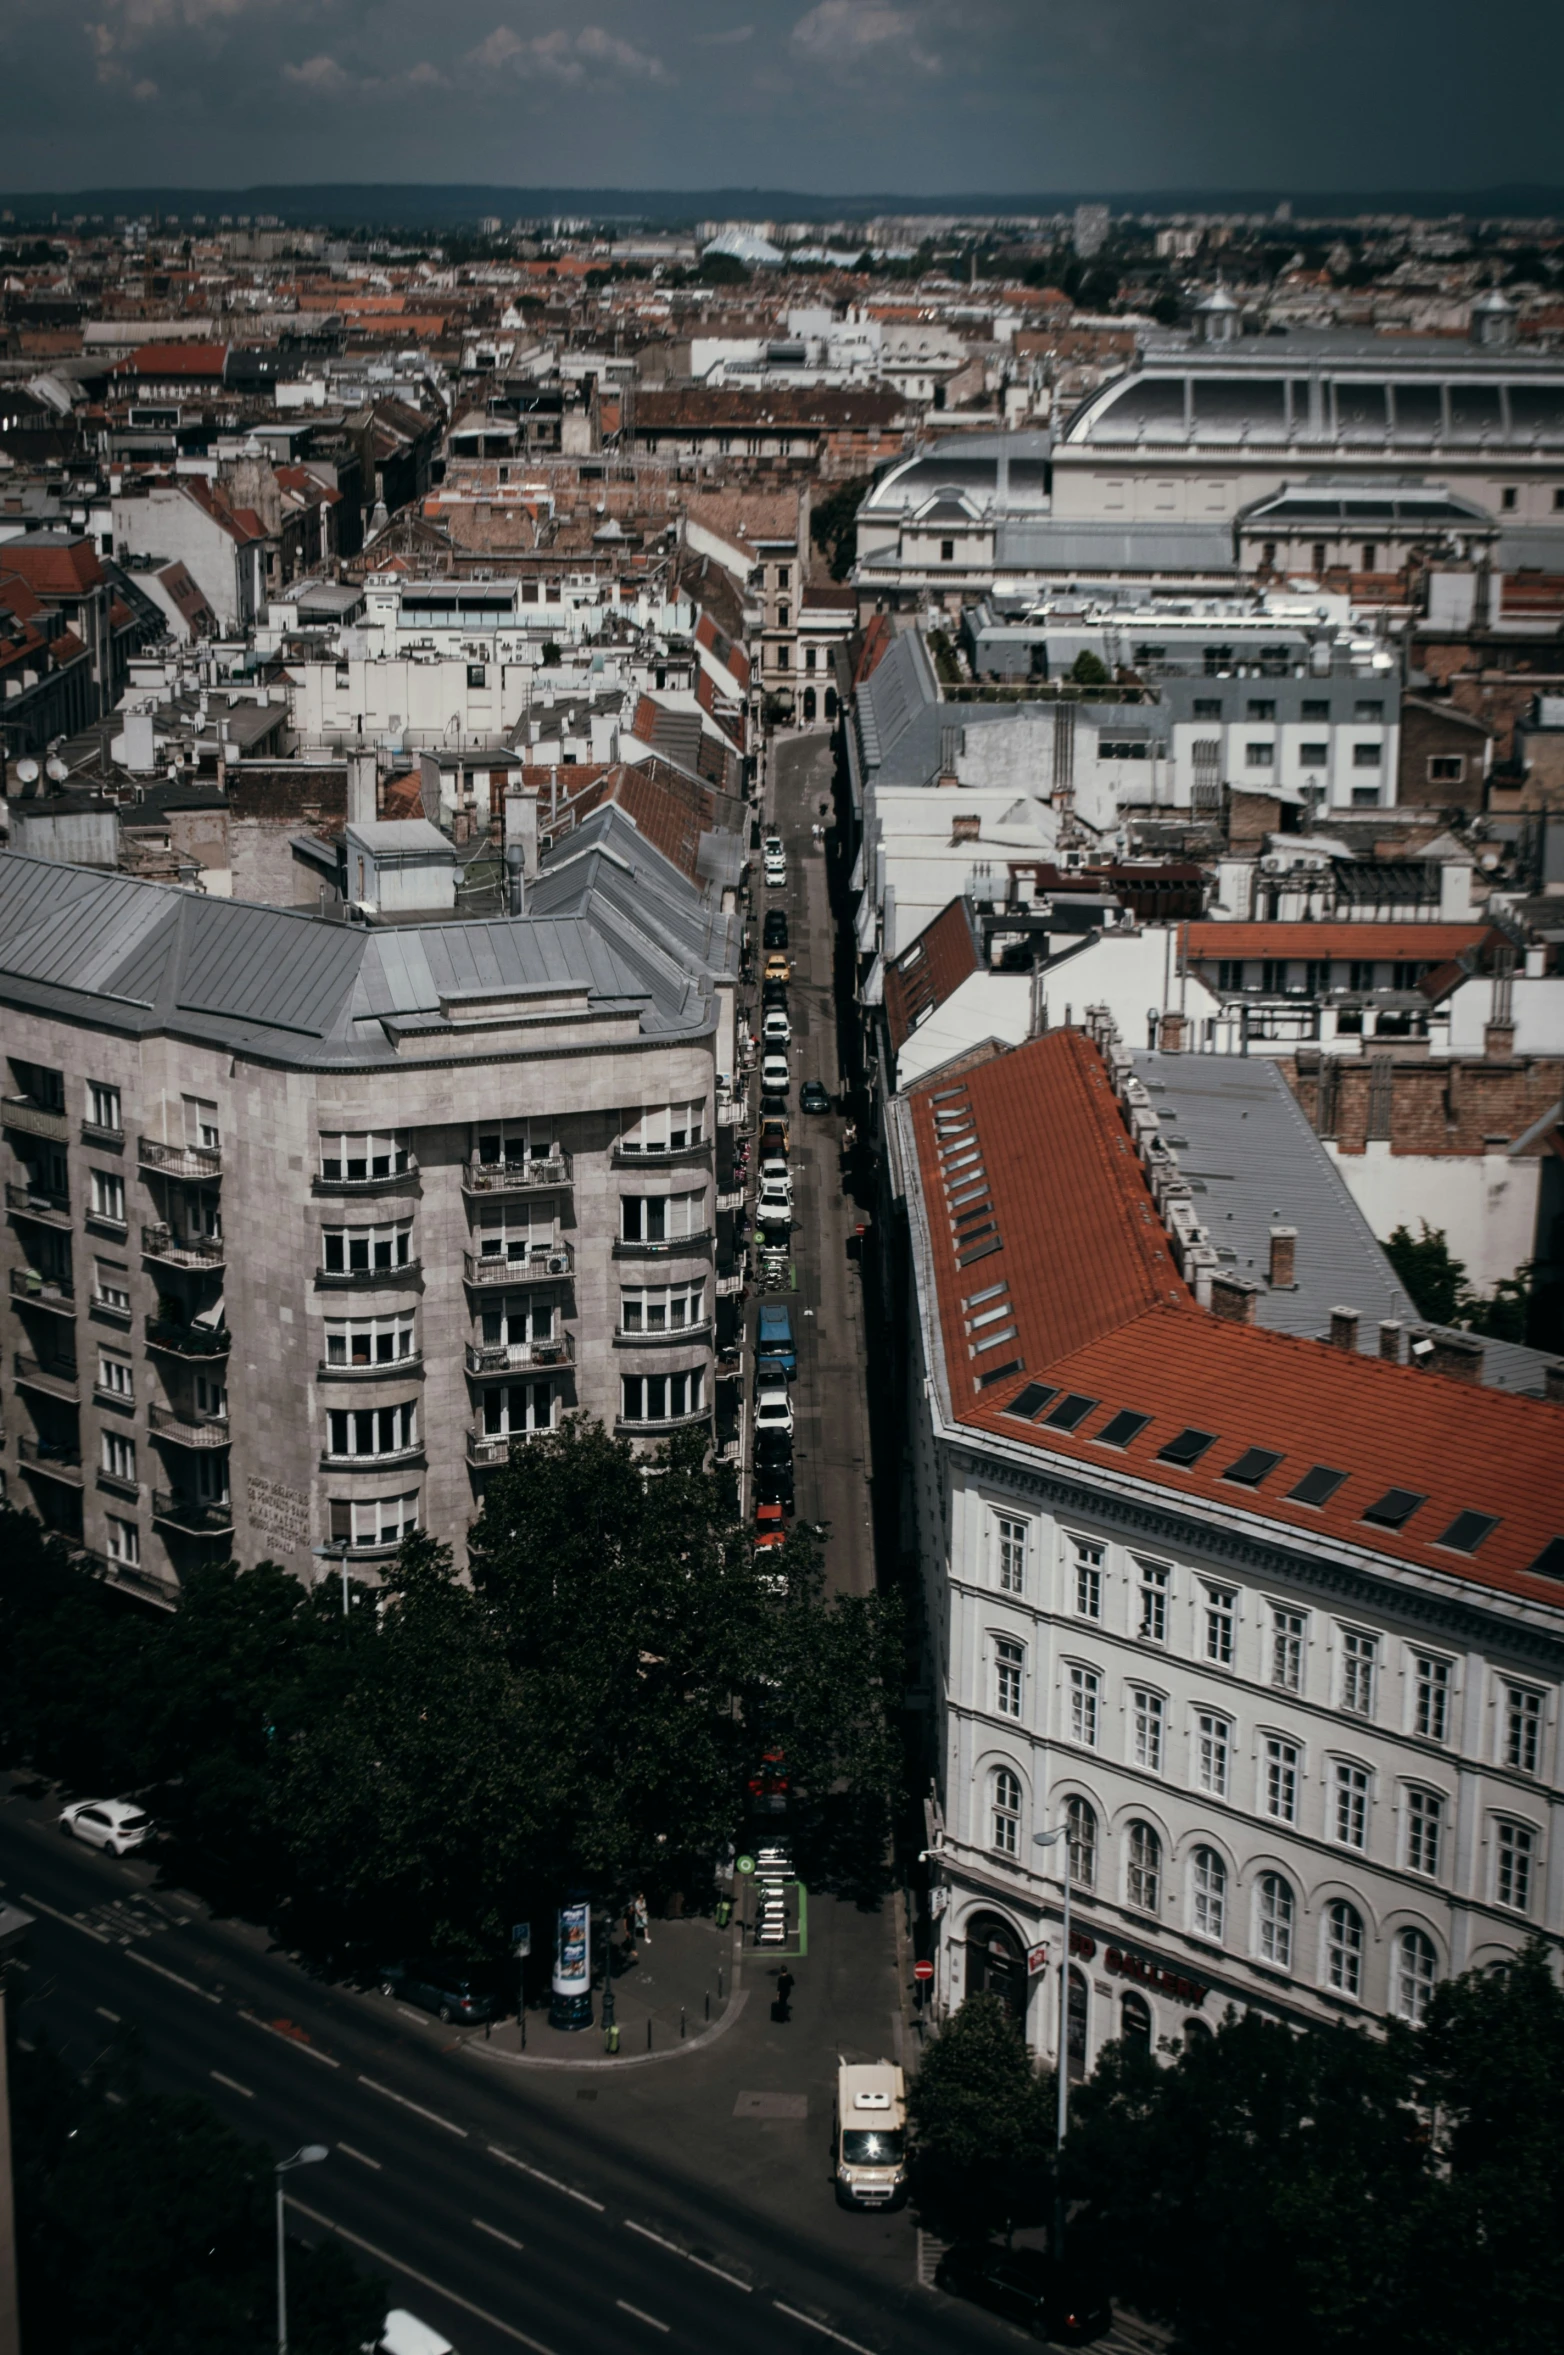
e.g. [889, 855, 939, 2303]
[756, 1304, 796, 1377]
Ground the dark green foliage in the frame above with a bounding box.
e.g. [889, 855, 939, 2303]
[1383, 1220, 1535, 1340]
[1069, 649, 1112, 686]
[926, 628, 964, 687]
[809, 474, 872, 582]
[908, 1991, 1056, 2239]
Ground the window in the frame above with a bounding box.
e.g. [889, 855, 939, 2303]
[1298, 741, 1330, 766]
[474, 1117, 559, 1170]
[1217, 959, 1244, 993]
[1264, 1738, 1299, 1824]
[1066, 1795, 1097, 1891]
[94, 1259, 130, 1312]
[1196, 1712, 1230, 1796]
[777, 565, 790, 591]
[1070, 1534, 1102, 1615]
[1352, 786, 1381, 808]
[1333, 1760, 1370, 1849]
[1257, 1873, 1294, 1969]
[1127, 1821, 1161, 1912]
[466, 662, 487, 688]
[1245, 741, 1276, 768]
[1352, 742, 1383, 768]
[325, 1311, 417, 1367]
[1131, 1688, 1165, 1772]
[483, 1381, 555, 1436]
[1301, 698, 1329, 722]
[1191, 1846, 1226, 1942]
[195, 1373, 226, 1420]
[479, 1295, 554, 1353]
[620, 1369, 704, 1424]
[1413, 1654, 1451, 1743]
[330, 1492, 420, 1552]
[327, 1402, 417, 1460]
[1495, 1820, 1535, 1912]
[1360, 544, 1377, 573]
[1405, 1787, 1444, 1877]
[1504, 1684, 1543, 1775]
[182, 1096, 220, 1151]
[805, 646, 818, 672]
[992, 1766, 1022, 1855]
[1137, 1558, 1169, 1643]
[992, 1514, 1029, 1595]
[1341, 1629, 1378, 1717]
[1500, 486, 1517, 511]
[620, 1192, 705, 1243]
[1325, 1900, 1364, 1997]
[1428, 754, 1466, 785]
[1203, 1586, 1236, 1666]
[620, 1281, 705, 1334]
[90, 1169, 126, 1225]
[1246, 698, 1276, 721]
[1192, 697, 1222, 720]
[991, 1639, 1026, 1720]
[1068, 1664, 1099, 1745]
[1271, 1608, 1306, 1693]
[87, 1081, 121, 1133]
[322, 1220, 412, 1275]
[939, 539, 954, 562]
[1353, 699, 1384, 722]
[101, 1431, 136, 1485]
[619, 1102, 705, 1156]
[97, 1351, 133, 1400]
[1394, 1928, 1437, 2025]
[105, 1516, 140, 1567]
[319, 1130, 410, 1181]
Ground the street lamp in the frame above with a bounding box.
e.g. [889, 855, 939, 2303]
[275, 2144, 329, 2355]
[1033, 1823, 1073, 2265]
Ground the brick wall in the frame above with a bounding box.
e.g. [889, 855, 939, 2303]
[1284, 1050, 1563, 1156]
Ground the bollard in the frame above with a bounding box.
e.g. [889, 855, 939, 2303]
[680, 2005, 686, 2039]
[606, 2022, 620, 2054]
[646, 2016, 652, 2050]
[717, 1964, 724, 2001]
[705, 1991, 711, 2022]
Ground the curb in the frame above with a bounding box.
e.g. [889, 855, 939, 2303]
[461, 1989, 750, 2073]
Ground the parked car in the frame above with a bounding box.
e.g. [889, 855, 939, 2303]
[754, 1384, 795, 1435]
[760, 1115, 790, 1156]
[799, 1080, 831, 1114]
[754, 1460, 796, 1511]
[933, 2246, 1111, 2345]
[757, 1176, 794, 1229]
[378, 1956, 497, 2026]
[761, 1051, 790, 1095]
[763, 952, 791, 983]
[762, 910, 789, 949]
[763, 832, 783, 858]
[762, 1009, 791, 1046]
[378, 2313, 455, 2355]
[762, 983, 789, 1016]
[59, 1798, 154, 1856]
[757, 1303, 796, 1375]
[755, 1353, 792, 1392]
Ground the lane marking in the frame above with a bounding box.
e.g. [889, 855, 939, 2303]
[358, 2076, 468, 2137]
[473, 2218, 527, 2253]
[285, 2197, 559, 2355]
[773, 2304, 876, 2353]
[125, 1947, 221, 2003]
[337, 2143, 381, 2171]
[616, 2301, 670, 2335]
[96, 2006, 120, 2023]
[488, 2146, 605, 2212]
[396, 2005, 427, 2023]
[20, 1890, 110, 1944]
[623, 2219, 751, 2291]
[240, 2010, 341, 2066]
[211, 2069, 254, 2099]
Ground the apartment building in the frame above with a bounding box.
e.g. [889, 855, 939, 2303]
[886, 1025, 1564, 2072]
[0, 814, 736, 1600]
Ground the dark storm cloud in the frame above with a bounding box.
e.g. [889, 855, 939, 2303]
[0, 0, 1550, 196]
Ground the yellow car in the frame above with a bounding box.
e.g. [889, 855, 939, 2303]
[763, 952, 791, 984]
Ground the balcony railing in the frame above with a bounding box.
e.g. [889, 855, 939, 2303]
[465, 1334, 575, 1377]
[142, 1224, 226, 1271]
[312, 1161, 420, 1197]
[463, 1242, 573, 1287]
[149, 1402, 230, 1450]
[17, 1436, 84, 1485]
[315, 1256, 422, 1290]
[320, 1442, 424, 1472]
[10, 1268, 75, 1314]
[462, 1153, 571, 1198]
[2, 1097, 69, 1144]
[466, 1426, 551, 1469]
[145, 1316, 230, 1359]
[6, 1183, 71, 1228]
[14, 1351, 79, 1402]
[152, 1489, 234, 1536]
[611, 1139, 711, 1169]
[80, 1119, 126, 1150]
[614, 1407, 713, 1437]
[613, 1320, 713, 1349]
[139, 1136, 222, 1180]
[317, 1351, 425, 1382]
[612, 1229, 714, 1259]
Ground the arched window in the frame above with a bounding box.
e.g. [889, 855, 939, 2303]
[1066, 1964, 1090, 2082]
[802, 686, 817, 721]
[1325, 1899, 1364, 1997]
[1191, 1846, 1226, 1942]
[1066, 1795, 1097, 1892]
[1127, 1821, 1161, 1913]
[1394, 1927, 1438, 2025]
[1119, 1990, 1152, 2052]
[824, 686, 838, 721]
[992, 1767, 1022, 1857]
[1257, 1873, 1294, 1970]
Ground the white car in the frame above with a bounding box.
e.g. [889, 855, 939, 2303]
[762, 1008, 791, 1046]
[757, 1176, 794, 1228]
[761, 1052, 790, 1094]
[765, 859, 788, 888]
[60, 1797, 154, 1855]
[759, 1153, 790, 1184]
[754, 1385, 795, 1435]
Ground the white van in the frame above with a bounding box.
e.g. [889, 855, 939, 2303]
[378, 2312, 455, 2355]
[834, 2059, 908, 2209]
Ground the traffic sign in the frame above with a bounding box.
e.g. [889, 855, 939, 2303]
[736, 1854, 756, 1876]
[913, 1959, 934, 1982]
[1027, 1942, 1050, 1977]
[512, 1922, 531, 1957]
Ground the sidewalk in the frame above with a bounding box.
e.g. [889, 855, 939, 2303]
[470, 1909, 742, 2070]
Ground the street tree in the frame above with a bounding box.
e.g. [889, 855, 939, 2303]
[907, 1991, 1056, 2240]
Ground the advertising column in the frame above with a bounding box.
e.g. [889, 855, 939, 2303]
[550, 1898, 593, 2030]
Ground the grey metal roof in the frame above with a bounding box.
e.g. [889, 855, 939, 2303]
[997, 519, 1238, 573]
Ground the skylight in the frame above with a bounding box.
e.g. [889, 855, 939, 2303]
[1002, 1382, 1056, 1419]
[1221, 1447, 1283, 1487]
[1094, 1410, 1150, 1450]
[1043, 1393, 1098, 1432]
[1361, 1488, 1426, 1530]
[1529, 1537, 1564, 1580]
[1434, 1510, 1499, 1554]
[1156, 1427, 1218, 1468]
[1287, 1464, 1347, 1507]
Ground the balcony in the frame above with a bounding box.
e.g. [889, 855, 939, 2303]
[152, 1488, 234, 1537]
[81, 1119, 126, 1151]
[315, 1256, 422, 1291]
[615, 1408, 713, 1437]
[462, 1153, 571, 1198]
[149, 1402, 230, 1451]
[2, 1097, 69, 1145]
[313, 1160, 420, 1198]
[465, 1334, 575, 1377]
[6, 1183, 71, 1230]
[145, 1316, 230, 1360]
[142, 1223, 226, 1272]
[466, 1426, 551, 1470]
[611, 1139, 711, 1170]
[463, 1242, 573, 1288]
[14, 1351, 79, 1403]
[613, 1320, 713, 1350]
[320, 1442, 424, 1472]
[17, 1436, 84, 1486]
[317, 1351, 424, 1382]
[139, 1136, 222, 1180]
[612, 1229, 714, 1260]
[10, 1268, 75, 1316]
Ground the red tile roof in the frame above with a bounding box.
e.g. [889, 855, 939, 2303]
[906, 1030, 1564, 1607]
[114, 343, 226, 378]
[884, 895, 982, 1052]
[1184, 921, 1497, 965]
[0, 537, 104, 596]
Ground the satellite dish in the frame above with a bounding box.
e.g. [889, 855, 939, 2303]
[46, 756, 69, 783]
[14, 757, 40, 785]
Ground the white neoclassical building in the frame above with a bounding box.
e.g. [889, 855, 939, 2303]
[886, 1023, 1564, 2075]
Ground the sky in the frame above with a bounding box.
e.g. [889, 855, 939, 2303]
[0, 0, 1551, 200]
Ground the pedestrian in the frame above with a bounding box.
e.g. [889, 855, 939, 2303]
[775, 1967, 795, 2021]
[634, 1890, 651, 1947]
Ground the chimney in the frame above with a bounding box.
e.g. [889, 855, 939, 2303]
[1543, 1363, 1564, 1405]
[346, 748, 378, 830]
[1378, 1318, 1403, 1363]
[1158, 1010, 1188, 1054]
[1421, 1330, 1484, 1385]
[1483, 1021, 1516, 1060]
[1329, 1306, 1359, 1353]
[1211, 1273, 1260, 1324]
[1267, 1225, 1297, 1289]
[504, 785, 540, 881]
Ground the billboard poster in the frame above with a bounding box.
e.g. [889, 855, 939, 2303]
[554, 1899, 590, 1997]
